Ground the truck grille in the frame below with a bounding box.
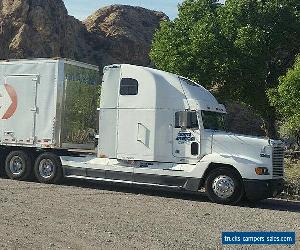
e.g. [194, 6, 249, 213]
[272, 146, 285, 177]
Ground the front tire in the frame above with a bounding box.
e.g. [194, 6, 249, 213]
[5, 150, 32, 180]
[34, 153, 63, 184]
[205, 167, 244, 205]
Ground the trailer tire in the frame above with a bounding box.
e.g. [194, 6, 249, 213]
[205, 167, 244, 205]
[34, 153, 63, 184]
[5, 151, 32, 180]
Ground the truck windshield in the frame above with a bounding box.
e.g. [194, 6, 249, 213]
[201, 111, 226, 131]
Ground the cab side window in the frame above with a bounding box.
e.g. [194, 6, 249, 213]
[175, 111, 198, 129]
[120, 78, 138, 95]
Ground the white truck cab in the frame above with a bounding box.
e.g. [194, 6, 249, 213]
[63, 64, 284, 204]
[0, 60, 284, 205]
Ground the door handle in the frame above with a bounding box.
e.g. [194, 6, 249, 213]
[31, 107, 38, 112]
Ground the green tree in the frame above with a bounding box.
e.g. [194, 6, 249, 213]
[150, 0, 300, 137]
[268, 56, 300, 144]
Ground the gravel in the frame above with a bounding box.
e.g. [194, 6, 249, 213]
[0, 178, 299, 249]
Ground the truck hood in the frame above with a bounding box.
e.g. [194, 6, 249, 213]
[204, 130, 273, 164]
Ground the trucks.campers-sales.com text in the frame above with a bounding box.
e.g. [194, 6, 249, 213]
[222, 232, 296, 245]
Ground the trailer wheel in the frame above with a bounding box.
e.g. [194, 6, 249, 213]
[205, 167, 244, 205]
[34, 153, 63, 184]
[5, 151, 32, 180]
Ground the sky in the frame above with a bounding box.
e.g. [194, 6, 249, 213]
[63, 0, 226, 21]
[64, 0, 210, 20]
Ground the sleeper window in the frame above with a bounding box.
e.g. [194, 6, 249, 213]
[120, 78, 138, 95]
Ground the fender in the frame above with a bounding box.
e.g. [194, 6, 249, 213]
[189, 153, 272, 180]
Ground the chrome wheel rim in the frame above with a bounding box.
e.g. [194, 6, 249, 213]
[212, 175, 235, 199]
[9, 156, 25, 176]
[39, 159, 55, 179]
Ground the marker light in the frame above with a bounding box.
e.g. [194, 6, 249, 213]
[255, 167, 270, 175]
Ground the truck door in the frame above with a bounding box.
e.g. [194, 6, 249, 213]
[0, 75, 38, 145]
[172, 111, 200, 161]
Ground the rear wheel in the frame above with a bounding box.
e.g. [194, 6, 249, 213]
[5, 151, 32, 180]
[205, 167, 244, 205]
[34, 153, 63, 184]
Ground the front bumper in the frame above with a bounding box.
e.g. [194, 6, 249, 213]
[243, 179, 284, 201]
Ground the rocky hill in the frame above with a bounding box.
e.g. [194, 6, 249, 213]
[0, 0, 90, 60]
[84, 5, 167, 67]
[0, 0, 167, 67]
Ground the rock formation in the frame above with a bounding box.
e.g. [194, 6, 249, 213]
[84, 5, 167, 67]
[0, 0, 167, 67]
[0, 0, 89, 60]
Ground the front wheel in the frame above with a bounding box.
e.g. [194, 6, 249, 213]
[34, 153, 63, 184]
[205, 167, 244, 205]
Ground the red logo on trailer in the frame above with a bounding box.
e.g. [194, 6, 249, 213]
[0, 84, 18, 120]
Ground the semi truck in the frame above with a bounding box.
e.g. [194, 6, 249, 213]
[0, 58, 284, 205]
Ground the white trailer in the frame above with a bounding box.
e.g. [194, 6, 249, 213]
[0, 59, 284, 204]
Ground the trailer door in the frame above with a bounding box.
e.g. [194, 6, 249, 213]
[0, 75, 38, 145]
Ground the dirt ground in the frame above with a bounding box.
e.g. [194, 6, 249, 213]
[0, 178, 299, 249]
